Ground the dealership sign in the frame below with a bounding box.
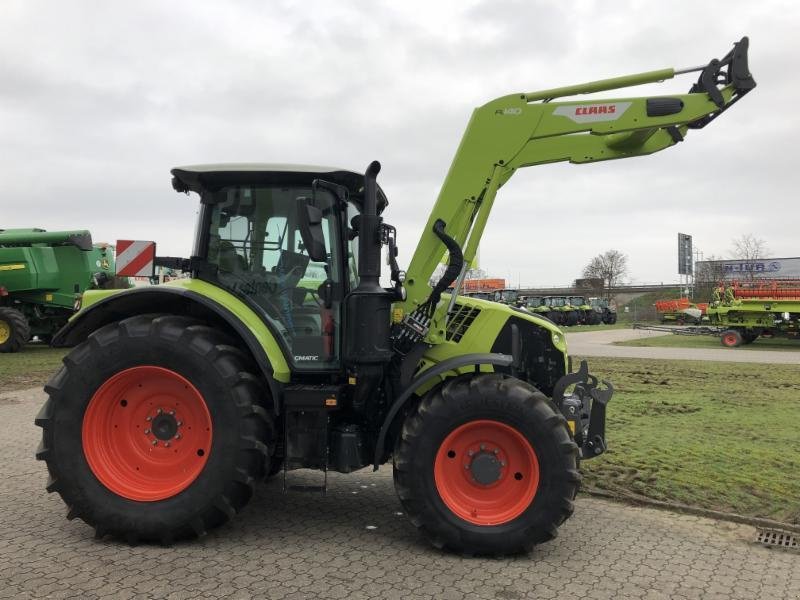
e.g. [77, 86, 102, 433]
[697, 257, 800, 279]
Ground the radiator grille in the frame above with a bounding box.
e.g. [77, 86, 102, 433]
[446, 304, 481, 342]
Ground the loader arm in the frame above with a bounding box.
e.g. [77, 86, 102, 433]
[403, 37, 755, 317]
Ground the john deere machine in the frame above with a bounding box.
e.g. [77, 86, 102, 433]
[36, 38, 754, 554]
[0, 229, 117, 352]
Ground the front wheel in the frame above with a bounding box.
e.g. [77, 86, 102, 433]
[0, 307, 30, 353]
[393, 374, 580, 555]
[35, 315, 275, 543]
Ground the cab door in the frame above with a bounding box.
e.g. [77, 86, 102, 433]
[205, 184, 345, 371]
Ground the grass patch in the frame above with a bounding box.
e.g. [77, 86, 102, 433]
[0, 344, 67, 391]
[580, 356, 800, 525]
[616, 333, 800, 352]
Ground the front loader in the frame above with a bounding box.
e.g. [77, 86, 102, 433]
[36, 38, 755, 555]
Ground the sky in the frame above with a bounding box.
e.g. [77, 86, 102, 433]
[2, 0, 797, 287]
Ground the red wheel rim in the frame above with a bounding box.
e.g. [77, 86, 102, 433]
[434, 420, 539, 526]
[82, 366, 213, 502]
[723, 333, 737, 346]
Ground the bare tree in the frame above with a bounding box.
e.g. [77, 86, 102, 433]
[731, 234, 769, 261]
[582, 250, 628, 296]
[730, 234, 769, 281]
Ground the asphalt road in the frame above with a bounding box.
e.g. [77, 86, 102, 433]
[566, 328, 800, 364]
[2, 386, 798, 600]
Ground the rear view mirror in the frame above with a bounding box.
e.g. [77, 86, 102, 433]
[296, 197, 327, 262]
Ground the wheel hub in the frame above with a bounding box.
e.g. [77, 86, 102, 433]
[469, 452, 502, 485]
[0, 321, 10, 344]
[150, 412, 179, 441]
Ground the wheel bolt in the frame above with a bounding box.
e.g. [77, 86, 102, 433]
[464, 465, 470, 470]
[176, 421, 182, 427]
[493, 448, 499, 454]
[169, 410, 175, 416]
[164, 442, 170, 448]
[467, 450, 474, 457]
[156, 408, 162, 415]
[480, 444, 486, 451]
[145, 416, 152, 422]
[500, 461, 506, 467]
[152, 440, 158, 446]
[174, 433, 181, 440]
[144, 429, 150, 434]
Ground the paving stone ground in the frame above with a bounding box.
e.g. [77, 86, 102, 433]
[2, 386, 798, 600]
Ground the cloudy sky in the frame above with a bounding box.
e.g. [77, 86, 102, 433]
[2, 1, 797, 286]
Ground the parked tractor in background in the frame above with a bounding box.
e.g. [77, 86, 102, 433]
[589, 297, 618, 324]
[568, 296, 600, 325]
[491, 288, 521, 307]
[36, 38, 754, 554]
[708, 279, 800, 346]
[0, 229, 120, 352]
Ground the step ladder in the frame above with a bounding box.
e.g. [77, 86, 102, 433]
[281, 384, 340, 496]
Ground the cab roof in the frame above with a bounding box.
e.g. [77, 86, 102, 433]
[171, 163, 388, 211]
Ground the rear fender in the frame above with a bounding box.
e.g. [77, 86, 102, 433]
[53, 284, 291, 392]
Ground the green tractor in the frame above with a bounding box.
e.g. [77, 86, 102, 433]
[36, 39, 753, 554]
[491, 288, 521, 306]
[590, 297, 618, 325]
[568, 296, 601, 325]
[0, 229, 118, 352]
[547, 296, 580, 326]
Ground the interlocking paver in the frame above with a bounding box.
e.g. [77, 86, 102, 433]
[2, 386, 798, 600]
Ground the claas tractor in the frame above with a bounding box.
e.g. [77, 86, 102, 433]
[36, 38, 754, 554]
[0, 229, 118, 352]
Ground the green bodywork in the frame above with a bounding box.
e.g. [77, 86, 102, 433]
[80, 278, 293, 382]
[0, 229, 117, 337]
[400, 65, 744, 347]
[707, 298, 800, 338]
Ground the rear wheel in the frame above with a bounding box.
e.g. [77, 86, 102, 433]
[35, 314, 274, 543]
[0, 307, 30, 353]
[721, 329, 743, 347]
[393, 374, 580, 555]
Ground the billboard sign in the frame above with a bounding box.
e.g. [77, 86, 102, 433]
[678, 233, 693, 275]
[695, 257, 800, 279]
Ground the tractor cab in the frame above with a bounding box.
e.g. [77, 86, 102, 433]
[171, 164, 390, 371]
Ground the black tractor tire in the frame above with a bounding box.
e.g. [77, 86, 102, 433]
[393, 374, 580, 555]
[564, 310, 579, 327]
[721, 329, 743, 348]
[606, 312, 617, 325]
[546, 311, 562, 325]
[35, 314, 275, 544]
[0, 307, 31, 353]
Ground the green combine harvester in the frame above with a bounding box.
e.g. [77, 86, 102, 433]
[36, 38, 754, 554]
[0, 229, 118, 352]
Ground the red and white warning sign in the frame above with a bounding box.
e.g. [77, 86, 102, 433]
[115, 240, 156, 277]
